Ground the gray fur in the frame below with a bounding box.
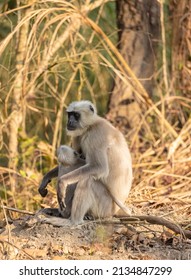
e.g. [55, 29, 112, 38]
[41, 100, 133, 227]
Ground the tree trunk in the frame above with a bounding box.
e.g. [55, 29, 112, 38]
[8, 0, 33, 189]
[107, 0, 160, 136]
[171, 0, 191, 99]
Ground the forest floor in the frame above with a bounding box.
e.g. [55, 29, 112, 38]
[0, 204, 191, 260]
[1, 135, 191, 260]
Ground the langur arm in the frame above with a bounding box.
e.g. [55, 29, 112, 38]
[38, 166, 59, 197]
[59, 149, 109, 186]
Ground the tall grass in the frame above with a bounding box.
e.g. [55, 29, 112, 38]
[0, 0, 190, 223]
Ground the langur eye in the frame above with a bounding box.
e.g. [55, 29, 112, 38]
[74, 151, 78, 156]
[73, 112, 80, 120]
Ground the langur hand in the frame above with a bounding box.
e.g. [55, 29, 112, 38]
[38, 166, 59, 197]
[38, 185, 48, 197]
[38, 179, 50, 197]
[57, 178, 67, 208]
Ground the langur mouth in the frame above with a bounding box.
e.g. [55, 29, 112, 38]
[67, 126, 76, 131]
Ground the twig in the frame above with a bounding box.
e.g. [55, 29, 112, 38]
[119, 215, 191, 239]
[0, 240, 34, 260]
[0, 206, 34, 216]
[1, 202, 11, 242]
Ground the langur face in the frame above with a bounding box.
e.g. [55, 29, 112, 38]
[57, 145, 79, 166]
[66, 101, 97, 136]
[67, 111, 81, 131]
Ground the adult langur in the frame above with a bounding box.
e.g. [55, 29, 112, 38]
[38, 100, 133, 226]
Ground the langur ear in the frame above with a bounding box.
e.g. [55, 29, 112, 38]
[89, 105, 94, 113]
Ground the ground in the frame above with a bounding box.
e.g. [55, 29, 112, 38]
[0, 206, 191, 260]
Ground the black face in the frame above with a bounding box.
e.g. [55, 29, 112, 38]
[67, 111, 80, 131]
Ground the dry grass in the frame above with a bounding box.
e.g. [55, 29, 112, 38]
[0, 0, 190, 261]
[128, 99, 191, 224]
[0, 0, 190, 236]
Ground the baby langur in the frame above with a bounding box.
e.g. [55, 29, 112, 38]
[40, 145, 85, 218]
[57, 145, 131, 217]
[57, 145, 84, 167]
[57, 145, 85, 218]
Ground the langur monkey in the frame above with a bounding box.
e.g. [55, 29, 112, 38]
[58, 145, 131, 218]
[38, 100, 133, 226]
[39, 145, 85, 219]
[57, 145, 85, 218]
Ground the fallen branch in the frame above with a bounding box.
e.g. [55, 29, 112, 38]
[0, 239, 34, 260]
[118, 215, 191, 239]
[0, 206, 34, 216]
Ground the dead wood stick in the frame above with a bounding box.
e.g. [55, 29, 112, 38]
[0, 206, 34, 215]
[0, 239, 34, 260]
[119, 215, 191, 239]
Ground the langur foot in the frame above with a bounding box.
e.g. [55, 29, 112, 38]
[59, 207, 71, 219]
[38, 208, 62, 217]
[34, 211, 73, 227]
[42, 216, 75, 227]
